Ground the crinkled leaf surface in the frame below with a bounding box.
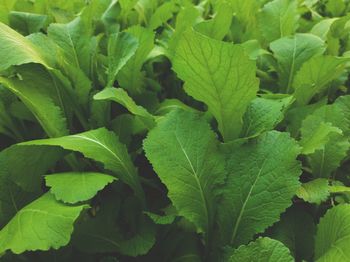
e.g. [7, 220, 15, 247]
[296, 179, 330, 204]
[143, 110, 226, 240]
[218, 131, 301, 247]
[46, 172, 116, 204]
[228, 237, 294, 262]
[0, 193, 87, 254]
[172, 29, 259, 141]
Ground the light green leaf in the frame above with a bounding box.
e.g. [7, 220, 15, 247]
[0, 22, 48, 71]
[315, 204, 350, 261]
[144, 212, 176, 225]
[218, 131, 301, 247]
[117, 25, 154, 94]
[20, 128, 145, 203]
[0, 193, 87, 254]
[296, 178, 330, 204]
[0, 66, 68, 138]
[259, 0, 299, 42]
[172, 29, 259, 141]
[94, 87, 155, 128]
[300, 117, 342, 155]
[311, 18, 338, 40]
[270, 33, 325, 93]
[45, 172, 116, 204]
[0, 0, 16, 24]
[149, 1, 177, 30]
[293, 56, 349, 105]
[241, 96, 293, 137]
[143, 110, 226, 241]
[228, 237, 294, 262]
[194, 2, 233, 40]
[107, 32, 138, 87]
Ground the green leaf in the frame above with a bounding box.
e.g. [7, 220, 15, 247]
[9, 11, 47, 35]
[300, 117, 342, 155]
[267, 206, 316, 261]
[143, 110, 226, 241]
[107, 32, 139, 87]
[0, 66, 69, 138]
[172, 29, 259, 141]
[0, 22, 49, 71]
[94, 87, 155, 128]
[194, 2, 233, 40]
[259, 0, 299, 42]
[241, 96, 293, 138]
[0, 193, 87, 254]
[218, 131, 301, 247]
[20, 128, 145, 203]
[293, 56, 349, 105]
[296, 178, 330, 204]
[45, 172, 116, 204]
[117, 25, 154, 95]
[315, 204, 350, 261]
[149, 1, 177, 30]
[228, 237, 294, 262]
[144, 212, 176, 225]
[270, 34, 325, 93]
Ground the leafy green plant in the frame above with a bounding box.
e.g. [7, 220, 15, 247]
[1, 0, 350, 261]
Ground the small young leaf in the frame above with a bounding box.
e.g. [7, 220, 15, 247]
[45, 172, 116, 204]
[296, 178, 330, 204]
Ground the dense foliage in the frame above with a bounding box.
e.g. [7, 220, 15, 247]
[1, 0, 350, 261]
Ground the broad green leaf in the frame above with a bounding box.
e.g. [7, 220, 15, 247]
[9, 11, 47, 35]
[228, 237, 294, 262]
[218, 131, 301, 247]
[0, 22, 48, 71]
[45, 172, 116, 204]
[94, 87, 155, 128]
[194, 2, 233, 40]
[20, 128, 145, 203]
[268, 206, 316, 261]
[172, 29, 259, 141]
[0, 66, 69, 138]
[241, 96, 293, 137]
[0, 0, 16, 24]
[0, 144, 64, 192]
[259, 0, 299, 42]
[270, 34, 325, 93]
[117, 26, 154, 94]
[293, 56, 349, 105]
[107, 32, 138, 87]
[296, 178, 330, 204]
[47, 17, 91, 76]
[300, 117, 342, 155]
[0, 193, 87, 254]
[154, 99, 198, 115]
[315, 204, 350, 261]
[311, 18, 338, 40]
[143, 110, 226, 241]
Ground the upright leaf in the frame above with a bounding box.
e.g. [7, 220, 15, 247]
[172, 29, 259, 141]
[107, 32, 138, 87]
[259, 0, 299, 42]
[270, 34, 325, 93]
[117, 26, 154, 94]
[20, 128, 145, 203]
[315, 204, 350, 261]
[143, 110, 226, 242]
[218, 131, 301, 247]
[0, 193, 87, 254]
[296, 179, 330, 204]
